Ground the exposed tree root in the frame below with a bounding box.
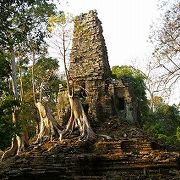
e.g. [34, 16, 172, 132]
[34, 102, 62, 144]
[60, 95, 96, 141]
[1, 132, 29, 161]
[1, 138, 18, 161]
[1, 110, 29, 161]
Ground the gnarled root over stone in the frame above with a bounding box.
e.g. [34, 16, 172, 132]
[1, 133, 28, 161]
[34, 102, 62, 145]
[60, 96, 96, 141]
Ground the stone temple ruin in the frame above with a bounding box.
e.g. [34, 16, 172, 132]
[0, 10, 179, 180]
[58, 10, 138, 124]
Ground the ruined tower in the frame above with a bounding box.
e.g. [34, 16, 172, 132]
[58, 10, 137, 124]
[68, 10, 113, 122]
[69, 10, 111, 82]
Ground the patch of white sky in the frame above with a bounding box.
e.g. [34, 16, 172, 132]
[55, 0, 160, 68]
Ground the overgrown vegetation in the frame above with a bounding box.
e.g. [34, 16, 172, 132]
[112, 65, 180, 147]
[0, 54, 20, 150]
[144, 103, 180, 146]
[112, 65, 149, 121]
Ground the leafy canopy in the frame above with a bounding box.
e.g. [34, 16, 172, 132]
[0, 0, 56, 50]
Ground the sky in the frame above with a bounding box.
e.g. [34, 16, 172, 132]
[58, 0, 159, 68]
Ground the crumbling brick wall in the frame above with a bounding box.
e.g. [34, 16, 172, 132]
[58, 10, 137, 124]
[69, 10, 111, 81]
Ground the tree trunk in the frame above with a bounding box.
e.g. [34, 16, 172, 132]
[34, 102, 62, 144]
[19, 66, 24, 102]
[1, 50, 25, 160]
[61, 95, 96, 141]
[11, 50, 18, 100]
[59, 32, 96, 141]
[30, 49, 62, 144]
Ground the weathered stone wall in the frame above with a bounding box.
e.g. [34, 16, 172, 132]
[68, 10, 113, 122]
[69, 10, 111, 81]
[60, 10, 137, 123]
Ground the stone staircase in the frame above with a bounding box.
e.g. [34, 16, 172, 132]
[0, 137, 179, 180]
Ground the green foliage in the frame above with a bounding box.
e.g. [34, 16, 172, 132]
[0, 0, 56, 50]
[0, 54, 11, 79]
[0, 54, 20, 149]
[32, 56, 61, 103]
[0, 1, 58, 149]
[112, 66, 147, 96]
[0, 98, 15, 150]
[143, 103, 180, 146]
[48, 12, 67, 30]
[112, 65, 149, 120]
[0, 96, 22, 150]
[176, 127, 180, 141]
[18, 101, 38, 138]
[34, 57, 59, 82]
[0, 54, 11, 94]
[16, 56, 61, 138]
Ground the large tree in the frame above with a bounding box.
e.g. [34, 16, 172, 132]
[143, 58, 172, 110]
[31, 55, 63, 144]
[150, 1, 180, 90]
[0, 53, 17, 150]
[143, 102, 180, 146]
[0, 0, 57, 159]
[48, 13, 96, 141]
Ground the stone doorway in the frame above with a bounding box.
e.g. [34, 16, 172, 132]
[117, 97, 125, 110]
